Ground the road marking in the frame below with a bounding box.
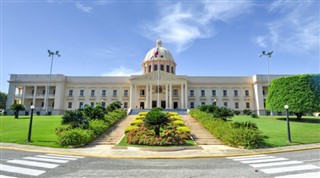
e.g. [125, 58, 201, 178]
[46, 154, 84, 159]
[301, 159, 320, 162]
[260, 164, 320, 174]
[7, 159, 59, 168]
[241, 157, 288, 164]
[249, 160, 303, 168]
[36, 155, 78, 160]
[227, 154, 267, 159]
[0, 164, 45, 176]
[233, 156, 276, 161]
[23, 157, 69, 163]
[274, 171, 320, 178]
[0, 175, 17, 178]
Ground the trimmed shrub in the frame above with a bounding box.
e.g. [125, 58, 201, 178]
[167, 112, 178, 117]
[232, 121, 258, 130]
[234, 110, 241, 115]
[138, 112, 148, 116]
[243, 109, 252, 115]
[89, 120, 108, 137]
[55, 124, 73, 136]
[124, 126, 139, 133]
[177, 126, 191, 134]
[173, 120, 185, 126]
[131, 119, 143, 126]
[213, 106, 234, 121]
[61, 110, 89, 129]
[251, 113, 259, 118]
[135, 116, 145, 120]
[169, 115, 182, 120]
[58, 128, 93, 147]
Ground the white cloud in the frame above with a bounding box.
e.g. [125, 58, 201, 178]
[102, 66, 142, 76]
[75, 2, 93, 13]
[141, 1, 252, 53]
[255, 0, 320, 53]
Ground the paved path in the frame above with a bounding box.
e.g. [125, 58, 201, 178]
[181, 115, 222, 145]
[90, 115, 136, 145]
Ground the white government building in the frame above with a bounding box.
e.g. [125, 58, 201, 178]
[6, 40, 286, 115]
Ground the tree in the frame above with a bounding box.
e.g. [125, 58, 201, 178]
[82, 103, 107, 120]
[213, 106, 234, 121]
[61, 110, 89, 129]
[0, 92, 7, 110]
[266, 74, 320, 120]
[106, 101, 122, 112]
[144, 110, 170, 136]
[10, 104, 25, 119]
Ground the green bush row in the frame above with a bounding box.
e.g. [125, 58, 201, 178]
[57, 109, 127, 147]
[189, 109, 266, 149]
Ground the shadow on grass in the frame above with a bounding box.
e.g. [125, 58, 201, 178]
[276, 117, 320, 124]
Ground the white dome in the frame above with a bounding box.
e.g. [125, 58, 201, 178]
[143, 40, 175, 62]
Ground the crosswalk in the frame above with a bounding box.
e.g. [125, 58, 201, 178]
[227, 154, 320, 178]
[0, 153, 84, 177]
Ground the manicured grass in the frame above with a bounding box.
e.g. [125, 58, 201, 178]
[117, 136, 197, 147]
[233, 115, 320, 147]
[0, 115, 61, 147]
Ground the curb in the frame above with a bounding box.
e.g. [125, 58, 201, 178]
[1, 145, 319, 159]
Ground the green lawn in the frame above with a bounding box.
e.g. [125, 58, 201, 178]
[233, 115, 320, 147]
[0, 115, 61, 147]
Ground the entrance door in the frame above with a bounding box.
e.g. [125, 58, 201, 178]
[161, 101, 166, 109]
[173, 102, 178, 109]
[140, 102, 144, 109]
[152, 101, 157, 108]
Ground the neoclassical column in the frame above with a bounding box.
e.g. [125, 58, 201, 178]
[6, 84, 16, 109]
[165, 84, 168, 109]
[21, 86, 26, 106]
[129, 84, 133, 109]
[44, 85, 48, 109]
[33, 86, 37, 106]
[145, 84, 149, 109]
[180, 84, 184, 109]
[169, 83, 172, 109]
[134, 85, 137, 109]
[150, 84, 153, 108]
[184, 83, 188, 109]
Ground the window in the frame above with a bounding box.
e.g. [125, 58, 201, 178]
[43, 90, 46, 94]
[124, 102, 128, 108]
[68, 102, 72, 108]
[160, 64, 164, 71]
[224, 102, 228, 107]
[166, 65, 170, 72]
[171, 66, 174, 74]
[102, 90, 106, 96]
[79, 102, 84, 109]
[148, 65, 151, 72]
[190, 90, 194, 96]
[262, 89, 266, 96]
[68, 90, 73, 96]
[80, 90, 84, 96]
[91, 90, 95, 96]
[190, 102, 194, 108]
[235, 102, 239, 109]
[113, 90, 117, 96]
[223, 90, 227, 96]
[201, 102, 205, 106]
[52, 102, 55, 107]
[140, 90, 145, 96]
[102, 101, 106, 107]
[154, 64, 158, 71]
[90, 102, 94, 108]
[201, 90, 205, 97]
[53, 90, 56, 95]
[41, 102, 44, 107]
[245, 90, 249, 96]
[173, 89, 178, 96]
[234, 90, 238, 97]
[263, 99, 266, 108]
[32, 90, 34, 95]
[212, 90, 216, 96]
[246, 102, 250, 109]
[156, 86, 162, 93]
[124, 90, 128, 97]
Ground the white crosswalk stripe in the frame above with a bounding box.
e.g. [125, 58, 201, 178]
[275, 171, 320, 178]
[227, 154, 320, 178]
[0, 153, 84, 177]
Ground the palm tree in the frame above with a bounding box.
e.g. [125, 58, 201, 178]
[10, 104, 25, 119]
[144, 110, 170, 136]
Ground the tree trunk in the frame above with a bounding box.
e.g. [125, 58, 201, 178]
[154, 127, 160, 137]
[14, 110, 18, 119]
[294, 112, 303, 120]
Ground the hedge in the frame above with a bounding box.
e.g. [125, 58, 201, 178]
[189, 109, 266, 149]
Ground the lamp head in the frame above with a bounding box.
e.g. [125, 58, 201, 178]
[30, 105, 35, 109]
[284, 105, 289, 109]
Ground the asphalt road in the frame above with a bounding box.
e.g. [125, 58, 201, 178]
[0, 149, 319, 178]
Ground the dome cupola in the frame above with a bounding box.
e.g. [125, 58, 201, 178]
[142, 40, 176, 75]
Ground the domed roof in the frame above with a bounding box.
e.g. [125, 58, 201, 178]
[143, 40, 175, 62]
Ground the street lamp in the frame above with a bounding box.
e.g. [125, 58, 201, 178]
[45, 50, 60, 115]
[284, 105, 292, 143]
[260, 50, 273, 115]
[27, 105, 35, 142]
[213, 99, 217, 106]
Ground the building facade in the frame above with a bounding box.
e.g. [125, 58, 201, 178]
[6, 40, 286, 115]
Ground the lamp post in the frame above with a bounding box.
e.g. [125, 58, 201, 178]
[260, 50, 274, 115]
[284, 105, 292, 143]
[27, 105, 35, 142]
[213, 99, 217, 106]
[45, 50, 60, 115]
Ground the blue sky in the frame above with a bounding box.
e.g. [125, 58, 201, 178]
[1, 0, 319, 93]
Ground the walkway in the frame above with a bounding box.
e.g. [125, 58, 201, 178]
[181, 115, 222, 145]
[90, 115, 136, 145]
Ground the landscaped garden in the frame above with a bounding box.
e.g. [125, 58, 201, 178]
[121, 108, 194, 147]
